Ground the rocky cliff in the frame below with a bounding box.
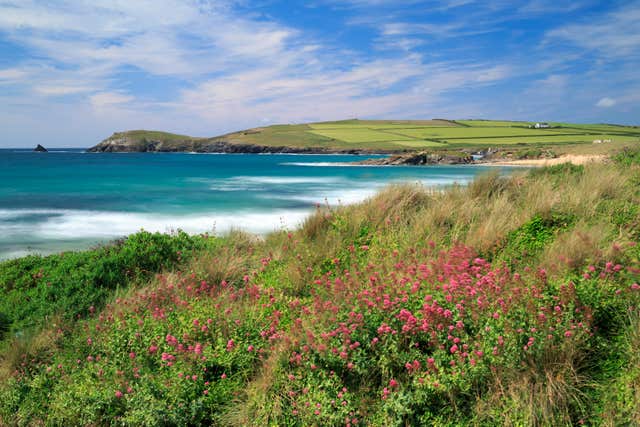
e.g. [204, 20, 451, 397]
[355, 151, 474, 166]
[87, 130, 397, 154]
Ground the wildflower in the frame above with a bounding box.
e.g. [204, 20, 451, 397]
[115, 390, 123, 399]
[382, 388, 390, 400]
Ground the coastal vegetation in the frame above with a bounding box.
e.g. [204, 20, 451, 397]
[0, 147, 639, 425]
[89, 119, 640, 155]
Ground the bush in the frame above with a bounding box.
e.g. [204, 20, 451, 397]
[0, 230, 218, 339]
[613, 147, 640, 166]
[0, 312, 9, 340]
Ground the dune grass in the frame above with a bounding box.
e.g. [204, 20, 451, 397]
[1, 150, 639, 425]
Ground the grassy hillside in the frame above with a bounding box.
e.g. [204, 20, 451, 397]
[1, 148, 640, 425]
[214, 119, 640, 151]
[93, 119, 640, 154]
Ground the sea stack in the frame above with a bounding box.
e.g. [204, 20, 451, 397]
[34, 144, 48, 152]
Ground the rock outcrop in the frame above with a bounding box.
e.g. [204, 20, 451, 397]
[34, 144, 48, 152]
[355, 151, 474, 166]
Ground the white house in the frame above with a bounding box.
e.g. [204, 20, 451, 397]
[534, 122, 550, 129]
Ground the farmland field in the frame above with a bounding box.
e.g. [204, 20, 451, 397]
[95, 119, 640, 152]
[308, 128, 416, 143]
[442, 134, 640, 145]
[293, 120, 639, 150]
[455, 119, 533, 127]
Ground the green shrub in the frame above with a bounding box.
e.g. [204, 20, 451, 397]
[0, 312, 9, 340]
[496, 212, 574, 265]
[530, 162, 584, 178]
[0, 231, 218, 339]
[613, 147, 640, 166]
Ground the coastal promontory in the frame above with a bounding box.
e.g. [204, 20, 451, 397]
[87, 119, 640, 159]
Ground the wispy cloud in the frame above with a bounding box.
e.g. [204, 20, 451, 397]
[596, 97, 616, 108]
[546, 2, 640, 58]
[0, 0, 638, 146]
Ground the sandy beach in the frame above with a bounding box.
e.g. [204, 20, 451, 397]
[485, 154, 608, 167]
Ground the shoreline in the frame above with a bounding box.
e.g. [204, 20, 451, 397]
[481, 154, 608, 167]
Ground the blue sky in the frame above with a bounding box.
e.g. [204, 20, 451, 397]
[0, 0, 638, 147]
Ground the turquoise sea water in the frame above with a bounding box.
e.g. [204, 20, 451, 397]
[0, 149, 512, 259]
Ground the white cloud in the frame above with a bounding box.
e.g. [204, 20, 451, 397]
[0, 68, 27, 80]
[546, 2, 640, 57]
[596, 97, 616, 108]
[90, 92, 135, 109]
[34, 85, 94, 96]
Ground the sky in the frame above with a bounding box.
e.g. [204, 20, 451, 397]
[0, 0, 638, 147]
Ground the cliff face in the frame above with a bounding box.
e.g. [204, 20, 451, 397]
[87, 131, 395, 154]
[87, 132, 200, 153]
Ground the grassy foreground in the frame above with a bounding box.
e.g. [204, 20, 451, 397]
[1, 150, 640, 425]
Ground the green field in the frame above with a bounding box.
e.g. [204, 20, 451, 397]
[95, 119, 640, 153]
[389, 127, 578, 139]
[443, 134, 640, 145]
[308, 128, 416, 143]
[223, 119, 640, 151]
[455, 119, 533, 127]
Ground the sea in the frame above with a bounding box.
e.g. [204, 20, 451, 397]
[0, 149, 513, 260]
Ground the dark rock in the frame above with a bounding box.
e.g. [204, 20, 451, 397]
[34, 144, 48, 152]
[87, 133, 404, 155]
[355, 151, 474, 166]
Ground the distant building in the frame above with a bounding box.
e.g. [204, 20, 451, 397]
[534, 122, 550, 129]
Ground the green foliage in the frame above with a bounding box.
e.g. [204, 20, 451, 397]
[497, 212, 574, 264]
[0, 230, 218, 339]
[613, 146, 640, 166]
[529, 162, 584, 177]
[0, 312, 9, 340]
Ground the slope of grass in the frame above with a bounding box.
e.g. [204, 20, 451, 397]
[1, 149, 640, 425]
[455, 120, 534, 127]
[93, 119, 640, 154]
[222, 119, 640, 151]
[113, 130, 204, 142]
[0, 231, 221, 344]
